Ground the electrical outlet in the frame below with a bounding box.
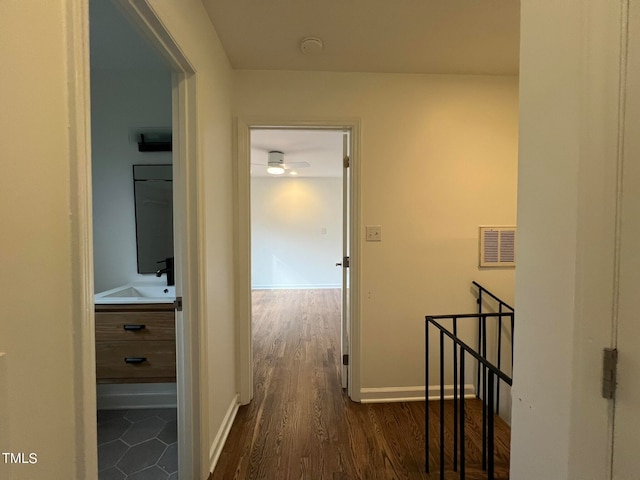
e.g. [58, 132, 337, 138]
[366, 225, 382, 242]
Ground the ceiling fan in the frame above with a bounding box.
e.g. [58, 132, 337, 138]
[252, 150, 311, 175]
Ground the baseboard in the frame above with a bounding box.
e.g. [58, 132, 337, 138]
[96, 383, 177, 410]
[251, 284, 341, 290]
[209, 394, 240, 474]
[360, 384, 476, 403]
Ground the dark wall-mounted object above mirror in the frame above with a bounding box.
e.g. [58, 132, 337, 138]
[133, 164, 173, 274]
[138, 131, 172, 152]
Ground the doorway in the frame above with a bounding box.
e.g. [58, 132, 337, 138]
[88, 0, 201, 478]
[250, 127, 346, 394]
[236, 121, 361, 404]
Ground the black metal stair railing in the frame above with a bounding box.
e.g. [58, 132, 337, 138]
[473, 281, 514, 419]
[425, 282, 514, 480]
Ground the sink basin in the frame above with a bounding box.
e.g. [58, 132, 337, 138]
[95, 284, 175, 304]
[103, 286, 175, 298]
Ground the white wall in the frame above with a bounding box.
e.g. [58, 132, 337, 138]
[234, 71, 518, 399]
[91, 68, 172, 293]
[251, 177, 342, 289]
[0, 1, 91, 477]
[511, 1, 623, 479]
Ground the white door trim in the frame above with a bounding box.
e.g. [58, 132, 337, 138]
[171, 72, 203, 480]
[66, 1, 97, 477]
[234, 118, 362, 403]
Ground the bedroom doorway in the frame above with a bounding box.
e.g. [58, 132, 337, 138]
[235, 122, 360, 405]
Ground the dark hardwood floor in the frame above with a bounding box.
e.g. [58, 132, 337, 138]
[211, 289, 510, 479]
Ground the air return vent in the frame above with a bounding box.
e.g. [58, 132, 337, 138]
[479, 226, 516, 267]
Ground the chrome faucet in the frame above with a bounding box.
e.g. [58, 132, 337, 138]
[156, 257, 175, 286]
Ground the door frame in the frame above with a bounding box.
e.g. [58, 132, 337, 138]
[235, 118, 362, 403]
[73, 0, 203, 477]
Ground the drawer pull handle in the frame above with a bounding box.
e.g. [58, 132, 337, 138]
[124, 357, 147, 364]
[123, 324, 146, 331]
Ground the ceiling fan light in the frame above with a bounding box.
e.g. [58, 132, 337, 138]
[267, 166, 285, 175]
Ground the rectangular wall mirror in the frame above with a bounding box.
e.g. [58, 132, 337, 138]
[133, 164, 173, 273]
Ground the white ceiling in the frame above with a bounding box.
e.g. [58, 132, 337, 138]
[203, 0, 520, 75]
[251, 129, 344, 178]
[89, 1, 519, 174]
[216, 1, 520, 175]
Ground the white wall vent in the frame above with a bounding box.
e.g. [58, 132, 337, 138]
[479, 226, 516, 267]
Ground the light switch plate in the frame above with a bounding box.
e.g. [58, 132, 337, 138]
[366, 225, 382, 242]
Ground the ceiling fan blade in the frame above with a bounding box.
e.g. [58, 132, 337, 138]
[252, 144, 323, 153]
[281, 161, 310, 169]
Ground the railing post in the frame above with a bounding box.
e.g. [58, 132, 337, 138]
[497, 308, 503, 416]
[425, 317, 430, 474]
[439, 330, 445, 480]
[476, 290, 482, 399]
[453, 317, 458, 471]
[482, 316, 487, 471]
[511, 313, 515, 366]
[459, 350, 466, 480]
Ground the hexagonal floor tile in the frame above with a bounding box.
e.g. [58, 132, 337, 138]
[98, 466, 126, 480]
[98, 417, 132, 445]
[123, 408, 165, 422]
[126, 465, 169, 480]
[117, 439, 166, 475]
[158, 442, 178, 474]
[121, 416, 166, 446]
[157, 420, 177, 445]
[98, 439, 129, 471]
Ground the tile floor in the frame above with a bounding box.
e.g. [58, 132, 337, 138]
[97, 408, 178, 480]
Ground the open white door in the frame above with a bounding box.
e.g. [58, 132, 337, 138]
[340, 131, 351, 389]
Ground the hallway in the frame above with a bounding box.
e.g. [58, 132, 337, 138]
[211, 289, 509, 479]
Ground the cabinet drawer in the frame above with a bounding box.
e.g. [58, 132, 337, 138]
[96, 341, 176, 382]
[95, 312, 175, 342]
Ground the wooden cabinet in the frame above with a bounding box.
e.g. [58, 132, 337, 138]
[95, 303, 176, 384]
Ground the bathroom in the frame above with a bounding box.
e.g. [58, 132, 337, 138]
[90, 1, 178, 478]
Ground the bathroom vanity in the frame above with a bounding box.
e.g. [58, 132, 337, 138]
[94, 284, 176, 384]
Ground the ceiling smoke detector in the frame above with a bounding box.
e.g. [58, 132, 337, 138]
[300, 37, 323, 55]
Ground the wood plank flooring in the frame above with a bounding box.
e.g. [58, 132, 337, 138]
[211, 289, 510, 480]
